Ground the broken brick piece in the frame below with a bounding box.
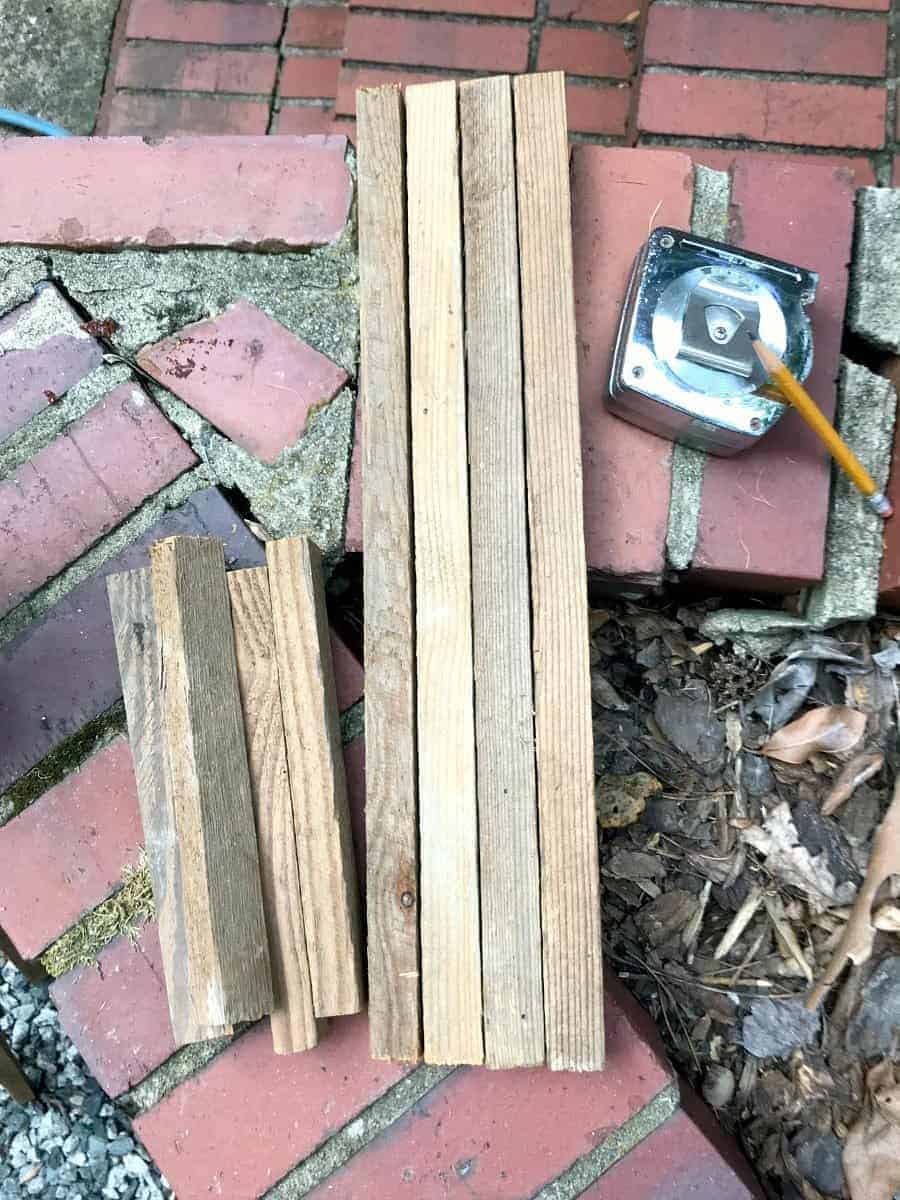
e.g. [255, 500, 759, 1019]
[50, 923, 177, 1097]
[0, 285, 103, 441]
[0, 382, 197, 618]
[137, 301, 348, 464]
[0, 737, 144, 960]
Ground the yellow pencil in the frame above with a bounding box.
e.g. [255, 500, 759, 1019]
[751, 339, 893, 520]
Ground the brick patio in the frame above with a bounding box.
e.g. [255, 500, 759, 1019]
[1, 0, 898, 1195]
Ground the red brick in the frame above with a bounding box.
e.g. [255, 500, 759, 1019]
[0, 738, 143, 960]
[136, 300, 347, 465]
[0, 136, 352, 249]
[345, 400, 362, 551]
[571, 146, 692, 584]
[740, 0, 886, 9]
[333, 116, 357, 141]
[567, 82, 630, 136]
[353, 0, 533, 15]
[0, 285, 103, 441]
[537, 27, 632, 78]
[549, 0, 639, 18]
[644, 7, 886, 77]
[319, 976, 674, 1197]
[331, 628, 364, 711]
[276, 105, 339, 134]
[280, 55, 341, 100]
[115, 44, 279, 94]
[344, 12, 529, 72]
[126, 0, 284, 44]
[134, 1016, 407, 1199]
[0, 488, 264, 796]
[687, 153, 857, 591]
[106, 92, 271, 136]
[335, 66, 446, 116]
[580, 1103, 761, 1198]
[0, 382, 196, 619]
[286, 5, 347, 48]
[50, 924, 176, 1097]
[688, 146, 877, 186]
[637, 73, 886, 149]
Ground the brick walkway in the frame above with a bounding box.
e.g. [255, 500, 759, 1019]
[0, 2, 894, 1196]
[96, 0, 894, 180]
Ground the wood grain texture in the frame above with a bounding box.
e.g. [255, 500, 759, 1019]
[513, 71, 604, 1071]
[266, 536, 363, 1019]
[150, 536, 274, 1031]
[0, 1034, 33, 1103]
[406, 79, 483, 1066]
[357, 84, 422, 1062]
[107, 567, 229, 1045]
[227, 567, 317, 1055]
[459, 74, 545, 1069]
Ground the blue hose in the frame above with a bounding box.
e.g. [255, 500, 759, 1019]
[0, 108, 71, 138]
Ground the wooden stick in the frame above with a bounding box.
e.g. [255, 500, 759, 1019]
[150, 536, 274, 1030]
[266, 536, 363, 1019]
[0, 1034, 33, 1104]
[108, 567, 230, 1044]
[357, 84, 422, 1062]
[752, 339, 893, 518]
[514, 70, 604, 1071]
[227, 567, 317, 1054]
[406, 78, 484, 1065]
[459, 74, 544, 1069]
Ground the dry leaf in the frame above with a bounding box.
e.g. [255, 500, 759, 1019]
[807, 779, 900, 1008]
[742, 803, 857, 912]
[762, 706, 866, 765]
[843, 1059, 900, 1200]
[822, 752, 884, 816]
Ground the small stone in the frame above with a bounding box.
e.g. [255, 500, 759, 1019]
[742, 998, 820, 1058]
[122, 1155, 148, 1178]
[107, 1135, 134, 1157]
[654, 691, 725, 771]
[13, 1004, 36, 1022]
[846, 956, 900, 1058]
[702, 1064, 736, 1108]
[87, 1136, 108, 1161]
[741, 754, 773, 796]
[70, 1154, 87, 1168]
[792, 1132, 845, 1196]
[11, 1019, 28, 1047]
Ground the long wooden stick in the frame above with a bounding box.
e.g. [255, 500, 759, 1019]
[357, 84, 422, 1063]
[228, 567, 317, 1054]
[406, 78, 484, 1066]
[267, 536, 363, 1019]
[108, 568, 231, 1045]
[514, 70, 604, 1071]
[460, 74, 544, 1069]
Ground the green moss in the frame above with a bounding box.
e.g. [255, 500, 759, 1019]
[0, 701, 126, 827]
[40, 854, 155, 978]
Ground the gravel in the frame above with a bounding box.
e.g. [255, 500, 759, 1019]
[0, 958, 171, 1200]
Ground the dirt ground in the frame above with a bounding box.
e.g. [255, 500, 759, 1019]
[591, 594, 900, 1200]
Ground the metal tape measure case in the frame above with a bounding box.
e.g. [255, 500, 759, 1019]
[608, 228, 818, 456]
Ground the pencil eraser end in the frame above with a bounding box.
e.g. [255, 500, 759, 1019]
[868, 492, 894, 519]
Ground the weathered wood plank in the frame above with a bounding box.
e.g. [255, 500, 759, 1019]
[227, 567, 317, 1055]
[459, 74, 544, 1069]
[357, 84, 422, 1063]
[0, 1033, 33, 1103]
[406, 78, 483, 1066]
[266, 536, 363, 1019]
[107, 567, 229, 1045]
[513, 70, 604, 1071]
[150, 536, 274, 1031]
